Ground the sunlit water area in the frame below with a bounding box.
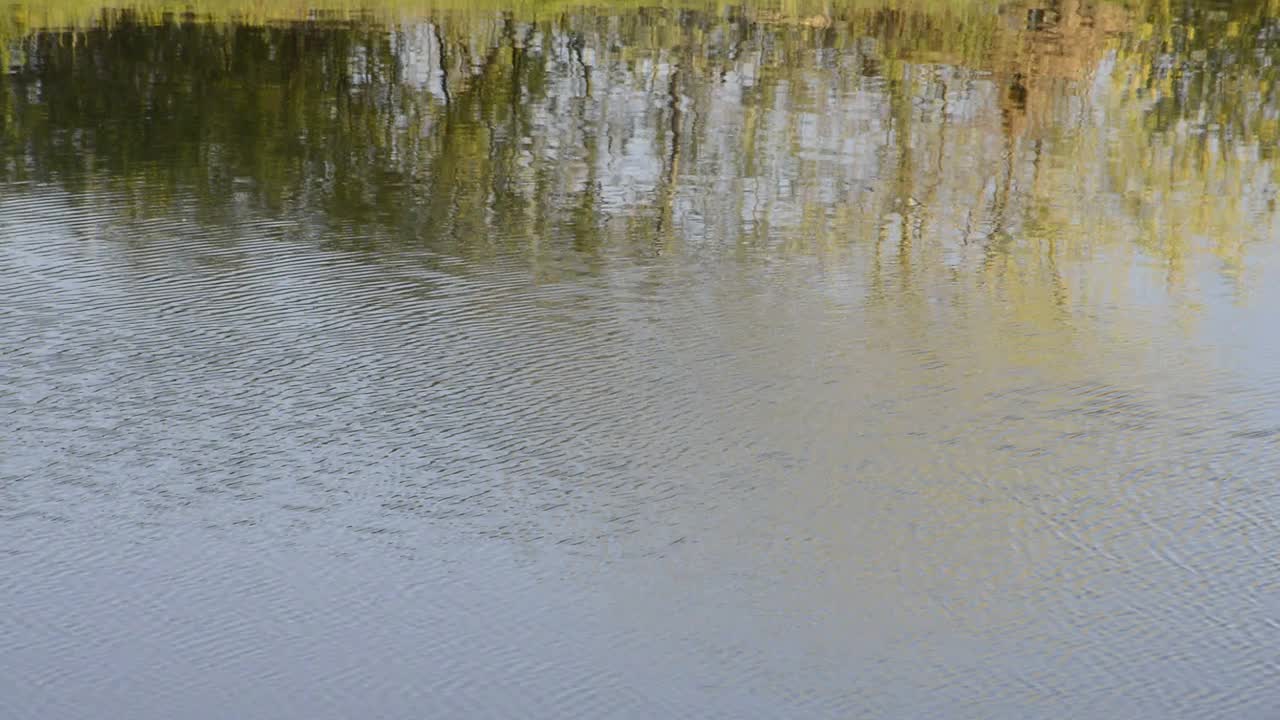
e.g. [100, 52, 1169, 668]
[2, 0, 1279, 717]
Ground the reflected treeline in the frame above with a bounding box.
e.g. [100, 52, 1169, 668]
[1, 1, 1278, 288]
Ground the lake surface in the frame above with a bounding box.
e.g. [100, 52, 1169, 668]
[2, 1, 1280, 717]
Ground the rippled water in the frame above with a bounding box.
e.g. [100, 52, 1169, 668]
[3, 1, 1280, 717]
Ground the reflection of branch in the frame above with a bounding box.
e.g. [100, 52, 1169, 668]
[979, 138, 1017, 267]
[668, 65, 683, 181]
[655, 63, 681, 240]
[506, 15, 525, 106]
[570, 33, 590, 96]
[433, 22, 450, 105]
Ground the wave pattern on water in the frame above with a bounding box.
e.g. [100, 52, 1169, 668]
[3, 3, 1280, 718]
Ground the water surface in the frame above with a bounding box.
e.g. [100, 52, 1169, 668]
[2, 1, 1280, 717]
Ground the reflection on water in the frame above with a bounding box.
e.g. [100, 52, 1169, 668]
[2, 2, 1280, 718]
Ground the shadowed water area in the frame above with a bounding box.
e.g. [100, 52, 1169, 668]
[2, 0, 1280, 716]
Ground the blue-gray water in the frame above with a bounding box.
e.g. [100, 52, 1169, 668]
[3, 3, 1280, 717]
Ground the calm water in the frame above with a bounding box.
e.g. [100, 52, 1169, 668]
[3, 1, 1280, 717]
